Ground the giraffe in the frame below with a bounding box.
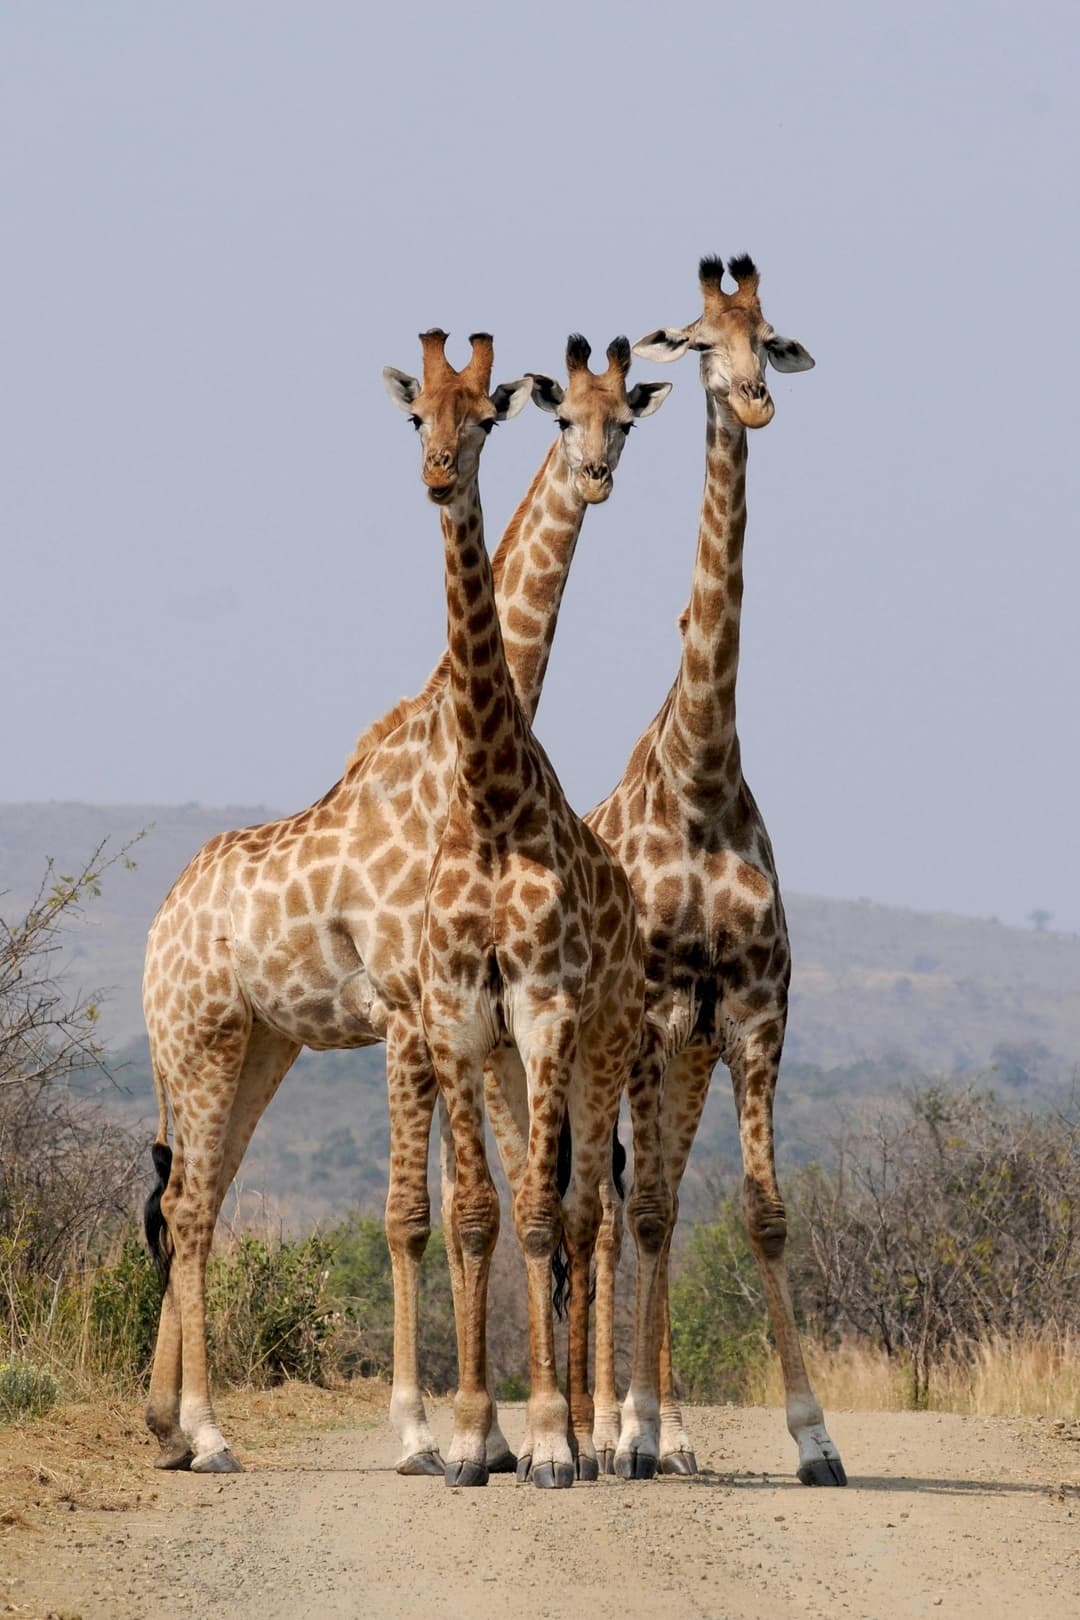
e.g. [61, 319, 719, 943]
[140, 331, 670, 1475]
[584, 255, 848, 1486]
[392, 328, 668, 1488]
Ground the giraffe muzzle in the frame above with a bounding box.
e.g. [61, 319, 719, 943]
[577, 463, 613, 504]
[732, 380, 775, 429]
[423, 450, 458, 503]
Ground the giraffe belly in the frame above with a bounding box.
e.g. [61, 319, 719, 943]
[232, 920, 391, 1050]
[244, 966, 388, 1050]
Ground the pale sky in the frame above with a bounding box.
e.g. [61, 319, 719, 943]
[3, 1, 1078, 933]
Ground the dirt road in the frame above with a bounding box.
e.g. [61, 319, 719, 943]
[3, 1394, 1078, 1620]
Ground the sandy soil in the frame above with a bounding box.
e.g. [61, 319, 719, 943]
[2, 1389, 1078, 1620]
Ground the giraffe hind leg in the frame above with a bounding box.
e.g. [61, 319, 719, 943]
[142, 1140, 193, 1470]
[146, 1021, 300, 1474]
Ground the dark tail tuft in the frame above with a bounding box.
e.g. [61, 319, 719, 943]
[611, 1124, 626, 1201]
[552, 1117, 573, 1321]
[552, 1119, 626, 1320]
[144, 1140, 174, 1292]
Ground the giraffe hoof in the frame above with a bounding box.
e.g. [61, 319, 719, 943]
[597, 1447, 617, 1476]
[659, 1450, 698, 1477]
[797, 1455, 848, 1487]
[575, 1455, 599, 1482]
[191, 1448, 243, 1474]
[486, 1448, 518, 1474]
[152, 1444, 194, 1471]
[532, 1461, 575, 1489]
[515, 1454, 533, 1484]
[445, 1459, 489, 1488]
[397, 1450, 445, 1477]
[615, 1449, 657, 1481]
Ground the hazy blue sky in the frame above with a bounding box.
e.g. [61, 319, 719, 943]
[3, 2, 1077, 933]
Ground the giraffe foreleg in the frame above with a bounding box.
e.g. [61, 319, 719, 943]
[729, 1016, 847, 1486]
[654, 1041, 717, 1475]
[560, 1076, 618, 1483]
[427, 1031, 500, 1488]
[440, 1086, 516, 1472]
[615, 1037, 674, 1480]
[385, 1019, 443, 1476]
[511, 1017, 577, 1489]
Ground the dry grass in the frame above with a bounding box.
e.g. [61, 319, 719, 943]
[750, 1331, 1080, 1417]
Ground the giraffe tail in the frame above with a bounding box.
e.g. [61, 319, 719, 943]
[551, 1120, 626, 1320]
[143, 1139, 174, 1292]
[552, 1118, 573, 1320]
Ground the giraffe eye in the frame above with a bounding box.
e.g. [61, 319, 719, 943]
[479, 420, 495, 435]
[407, 414, 422, 431]
[556, 417, 571, 432]
[618, 420, 634, 435]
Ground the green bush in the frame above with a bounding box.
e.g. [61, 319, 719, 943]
[669, 1197, 769, 1402]
[206, 1232, 338, 1387]
[88, 1235, 161, 1381]
[0, 1361, 60, 1421]
[495, 1373, 529, 1402]
[328, 1215, 458, 1393]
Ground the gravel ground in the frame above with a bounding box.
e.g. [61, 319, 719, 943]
[3, 1396, 1078, 1619]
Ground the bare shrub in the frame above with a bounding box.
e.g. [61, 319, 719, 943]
[788, 1087, 1080, 1404]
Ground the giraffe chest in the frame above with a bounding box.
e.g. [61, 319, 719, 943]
[421, 840, 597, 1017]
[605, 820, 787, 1051]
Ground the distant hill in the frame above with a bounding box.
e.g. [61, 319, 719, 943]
[2, 800, 1076, 1071]
[3, 801, 1077, 1223]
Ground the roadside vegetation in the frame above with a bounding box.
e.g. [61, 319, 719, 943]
[3, 847, 1078, 1428]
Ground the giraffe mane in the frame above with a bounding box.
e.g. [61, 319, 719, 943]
[343, 654, 451, 773]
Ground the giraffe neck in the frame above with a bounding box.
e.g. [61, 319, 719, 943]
[490, 442, 584, 724]
[344, 440, 584, 779]
[441, 475, 527, 825]
[657, 389, 749, 800]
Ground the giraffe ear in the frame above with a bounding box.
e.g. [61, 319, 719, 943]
[383, 367, 422, 410]
[632, 327, 692, 364]
[764, 335, 815, 373]
[526, 373, 566, 414]
[490, 378, 533, 421]
[627, 380, 673, 418]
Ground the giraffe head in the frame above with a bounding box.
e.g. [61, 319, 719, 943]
[526, 335, 672, 503]
[633, 256, 814, 429]
[383, 330, 531, 504]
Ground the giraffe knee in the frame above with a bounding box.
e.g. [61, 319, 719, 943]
[627, 1185, 673, 1257]
[744, 1179, 787, 1259]
[515, 1200, 561, 1262]
[385, 1198, 431, 1261]
[454, 1180, 499, 1258]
